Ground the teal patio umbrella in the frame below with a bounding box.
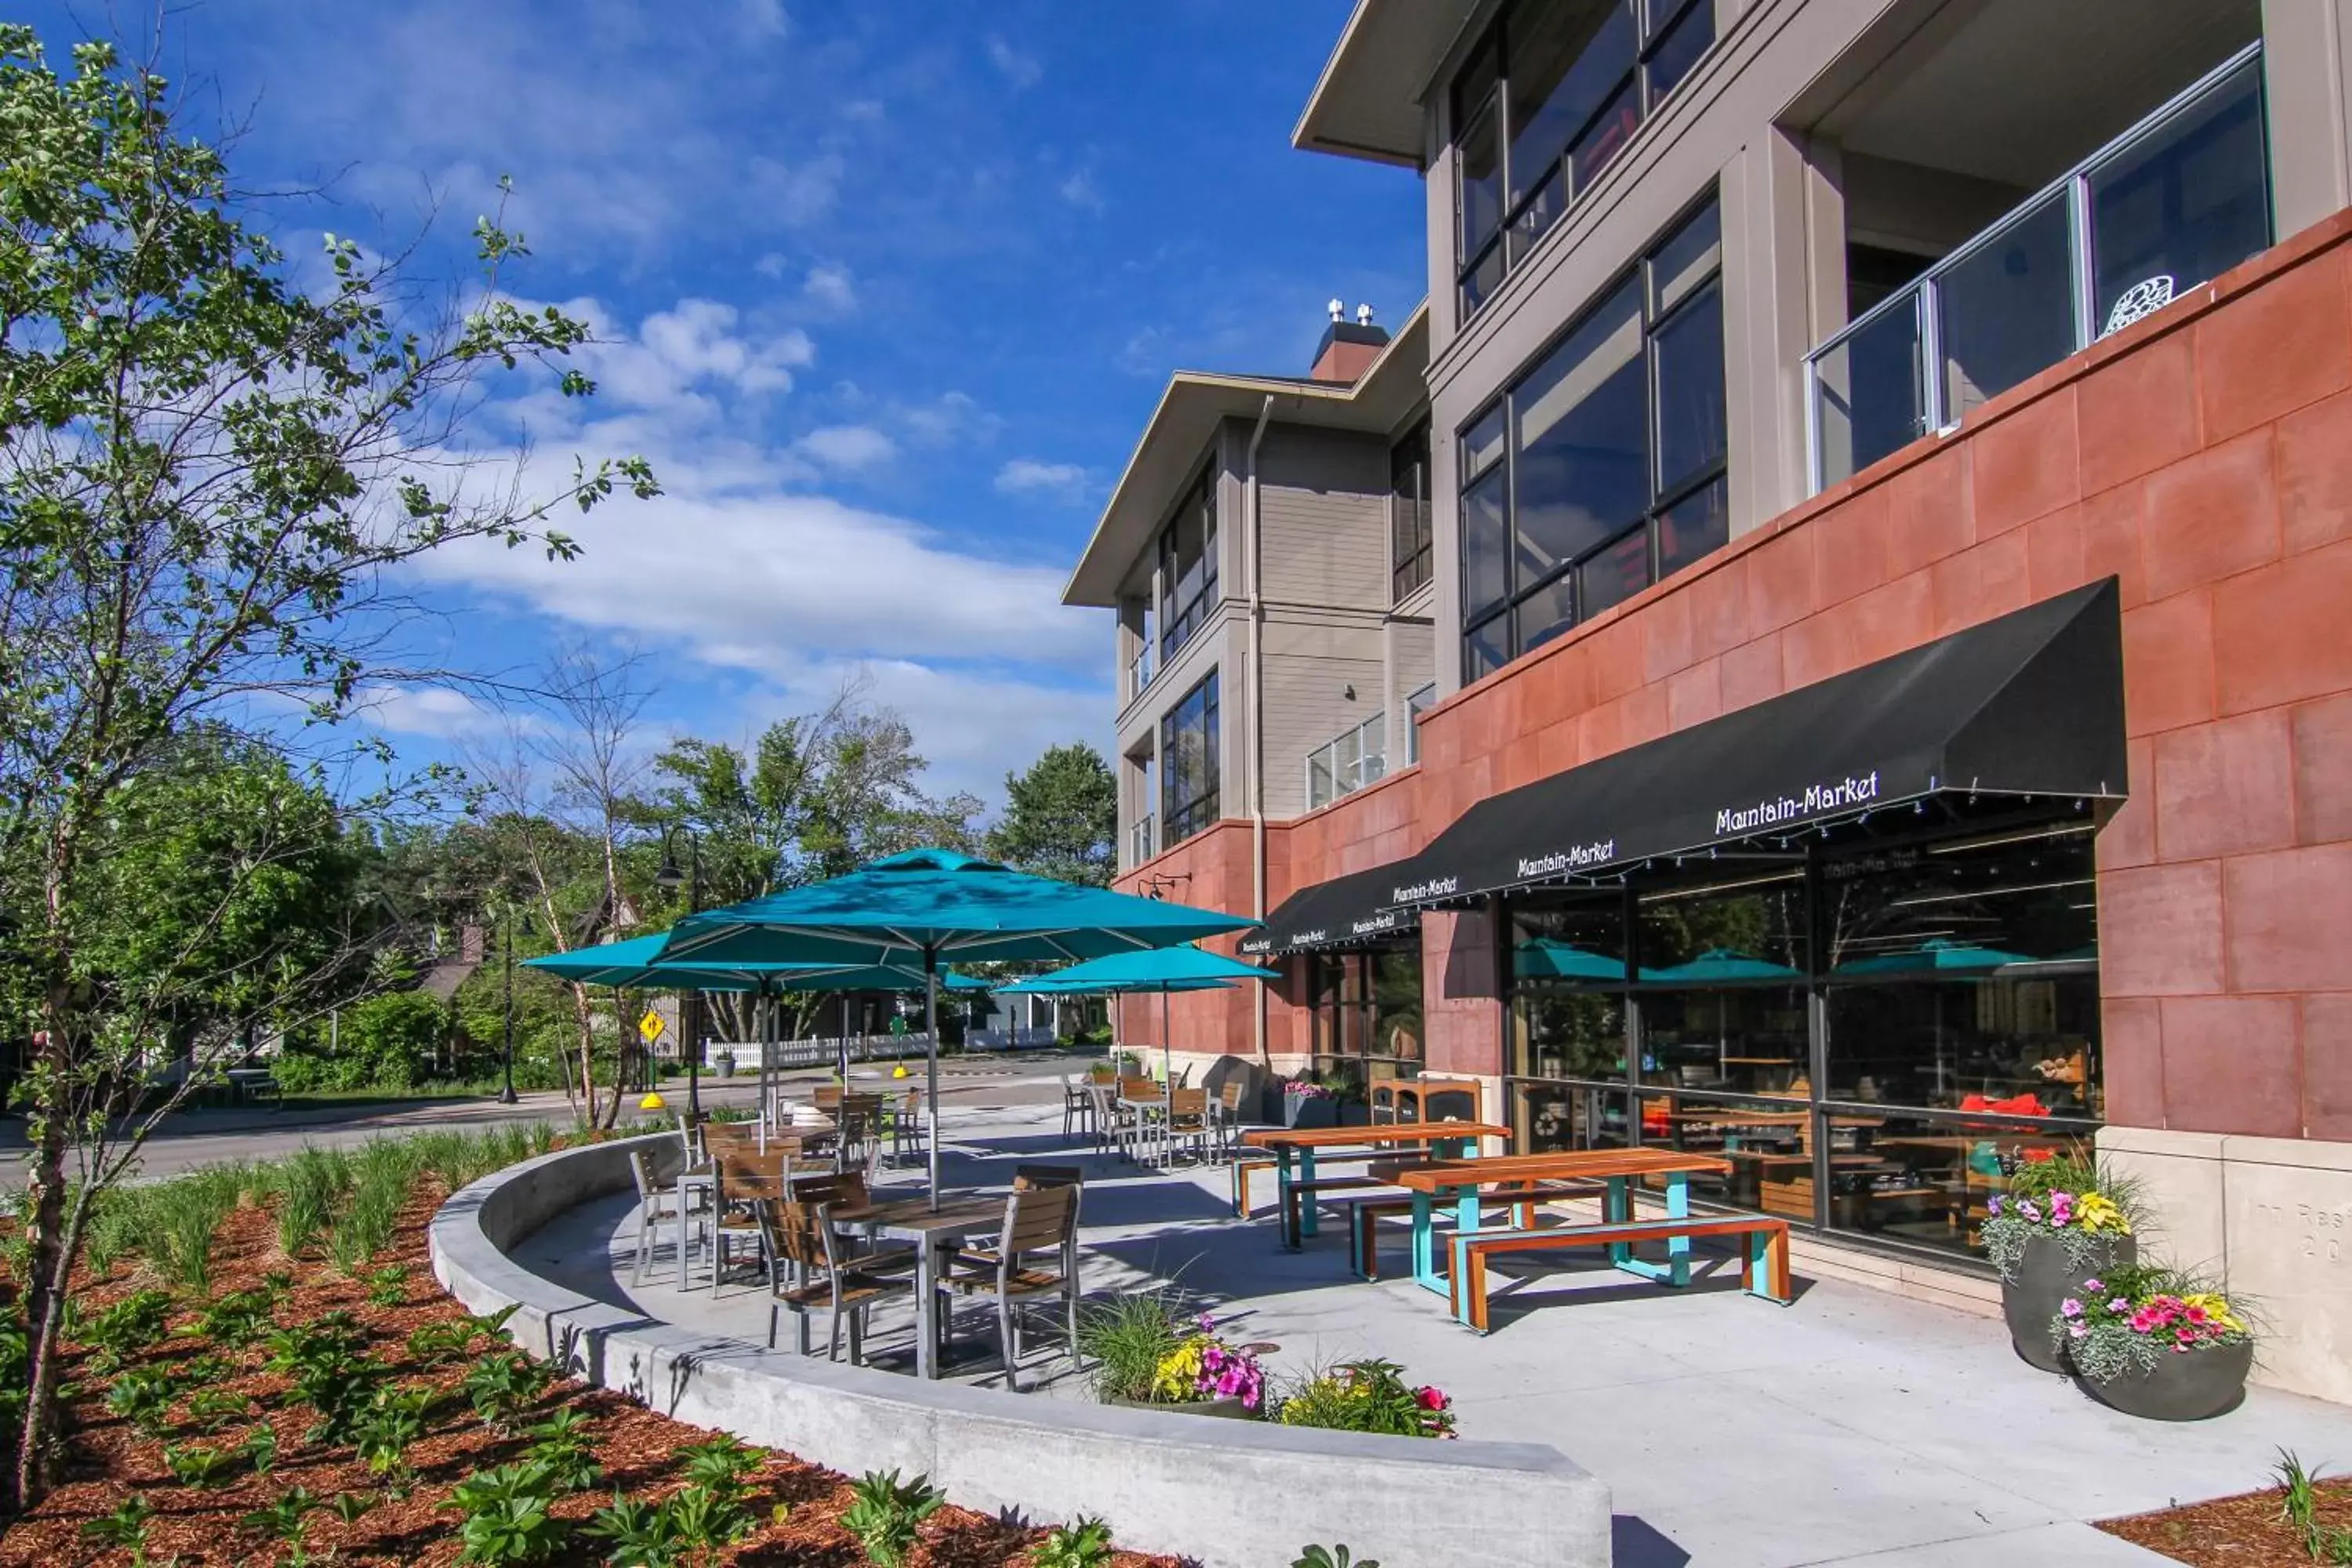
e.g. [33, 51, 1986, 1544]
[1000, 944, 1279, 1087]
[1834, 938, 2030, 1101]
[1644, 949, 1802, 1083]
[655, 849, 1258, 1203]
[1514, 938, 1639, 982]
[524, 936, 986, 1130]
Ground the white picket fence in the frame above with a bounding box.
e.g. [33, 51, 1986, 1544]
[699, 1033, 933, 1071]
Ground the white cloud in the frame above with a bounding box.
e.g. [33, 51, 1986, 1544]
[753, 252, 791, 281]
[897, 391, 1002, 448]
[738, 0, 789, 39]
[352, 684, 510, 740]
[1058, 169, 1104, 213]
[794, 424, 896, 472]
[802, 263, 857, 314]
[985, 36, 1043, 90]
[994, 459, 1089, 499]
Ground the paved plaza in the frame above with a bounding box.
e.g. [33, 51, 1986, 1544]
[517, 1084, 2352, 1568]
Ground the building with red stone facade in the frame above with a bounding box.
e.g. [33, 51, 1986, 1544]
[1068, 0, 2352, 1401]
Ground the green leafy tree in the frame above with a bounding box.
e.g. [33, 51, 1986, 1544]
[987, 743, 1116, 887]
[0, 27, 653, 1504]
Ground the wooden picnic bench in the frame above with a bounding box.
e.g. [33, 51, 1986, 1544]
[1450, 1212, 1791, 1331]
[1240, 1121, 1511, 1243]
[1339, 1181, 1595, 1280]
[1231, 1147, 1396, 1219]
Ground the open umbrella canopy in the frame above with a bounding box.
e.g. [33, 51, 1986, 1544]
[1644, 947, 1802, 983]
[996, 944, 1279, 994]
[655, 848, 1258, 967]
[1514, 938, 1640, 982]
[522, 934, 988, 993]
[1836, 937, 2031, 975]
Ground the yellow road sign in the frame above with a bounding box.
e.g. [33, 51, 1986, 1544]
[637, 1010, 666, 1045]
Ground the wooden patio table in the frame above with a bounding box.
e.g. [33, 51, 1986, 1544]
[827, 1192, 1004, 1381]
[1381, 1149, 1733, 1299]
[1240, 1121, 1509, 1243]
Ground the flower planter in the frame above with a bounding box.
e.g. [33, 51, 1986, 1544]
[1281, 1096, 1336, 1131]
[1104, 1394, 1254, 1420]
[1337, 1102, 1371, 1127]
[2071, 1339, 2252, 1421]
[713, 1054, 737, 1079]
[2002, 1230, 2134, 1373]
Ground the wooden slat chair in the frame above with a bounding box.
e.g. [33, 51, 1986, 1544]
[1207, 1081, 1254, 1163]
[812, 1083, 845, 1114]
[1085, 1080, 1134, 1159]
[946, 1182, 1082, 1392]
[839, 1092, 887, 1163]
[1116, 1076, 1166, 1163]
[1012, 1163, 1083, 1191]
[1059, 1074, 1094, 1140]
[627, 1146, 701, 1286]
[887, 1087, 925, 1165]
[760, 1197, 913, 1363]
[1165, 1087, 1212, 1167]
[710, 1151, 792, 1295]
[1449, 1213, 1795, 1333]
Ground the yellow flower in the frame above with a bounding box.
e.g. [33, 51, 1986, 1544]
[1152, 1341, 1203, 1402]
[2182, 1293, 2245, 1334]
[2076, 1192, 2132, 1235]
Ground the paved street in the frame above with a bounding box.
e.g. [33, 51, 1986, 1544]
[0, 1051, 1084, 1181]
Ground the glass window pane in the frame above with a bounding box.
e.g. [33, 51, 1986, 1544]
[1640, 989, 1809, 1099]
[1570, 77, 1640, 194]
[1513, 278, 1645, 576]
[1515, 989, 1629, 1082]
[1508, 0, 1639, 207]
[1657, 475, 1728, 579]
[1512, 892, 1630, 967]
[1822, 1109, 2099, 1262]
[1462, 241, 1506, 316]
[1465, 403, 1508, 477]
[1577, 525, 1651, 617]
[1643, 0, 1711, 103]
[1465, 614, 1509, 682]
[1637, 869, 1809, 973]
[1516, 570, 1577, 652]
[2089, 58, 2269, 338]
[1936, 194, 2075, 417]
[1649, 199, 1721, 314]
[1458, 99, 1505, 263]
[1508, 166, 1568, 265]
[1813, 296, 1926, 485]
[1653, 279, 1726, 491]
[1461, 465, 1511, 619]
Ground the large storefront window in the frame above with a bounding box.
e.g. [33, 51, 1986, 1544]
[1310, 943, 1425, 1092]
[1504, 820, 2103, 1264]
[1159, 672, 1219, 845]
[1453, 0, 1715, 318]
[1461, 197, 1727, 681]
[1158, 465, 1218, 659]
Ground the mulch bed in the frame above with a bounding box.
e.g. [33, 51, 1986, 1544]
[2102, 1473, 2352, 1566]
[0, 1181, 1181, 1567]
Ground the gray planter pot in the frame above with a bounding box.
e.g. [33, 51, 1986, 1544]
[2072, 1339, 2252, 1421]
[1105, 1394, 1254, 1420]
[1338, 1102, 1371, 1127]
[1282, 1095, 1336, 1131]
[2002, 1230, 2136, 1373]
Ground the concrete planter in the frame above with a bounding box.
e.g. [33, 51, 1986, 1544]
[2072, 1340, 2253, 1421]
[2002, 1231, 2135, 1373]
[1105, 1395, 1255, 1420]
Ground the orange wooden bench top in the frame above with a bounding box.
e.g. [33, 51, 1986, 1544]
[1386, 1148, 1730, 1192]
[1240, 1121, 1510, 1151]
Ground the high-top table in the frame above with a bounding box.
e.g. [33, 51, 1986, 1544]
[1381, 1148, 1733, 1298]
[1240, 1121, 1511, 1242]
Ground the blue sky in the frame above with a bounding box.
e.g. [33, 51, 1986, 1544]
[25, 0, 1425, 805]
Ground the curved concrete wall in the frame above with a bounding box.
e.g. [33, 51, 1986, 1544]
[429, 1134, 1613, 1568]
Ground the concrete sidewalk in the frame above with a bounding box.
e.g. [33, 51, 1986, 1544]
[520, 1102, 2352, 1568]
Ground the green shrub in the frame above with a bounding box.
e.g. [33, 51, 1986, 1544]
[583, 1492, 679, 1568]
[1032, 1515, 1115, 1568]
[1274, 1359, 1456, 1439]
[840, 1469, 942, 1568]
[80, 1288, 174, 1372]
[333, 991, 450, 1090]
[443, 1461, 567, 1564]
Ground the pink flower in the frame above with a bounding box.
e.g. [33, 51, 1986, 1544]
[2069, 1323, 2089, 1340]
[1416, 1386, 1448, 1411]
[2060, 1298, 2084, 1319]
[2082, 1279, 2103, 1292]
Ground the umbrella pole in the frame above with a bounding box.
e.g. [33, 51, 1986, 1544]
[925, 949, 942, 1212]
[837, 992, 851, 1087]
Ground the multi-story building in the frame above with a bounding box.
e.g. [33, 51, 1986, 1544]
[1068, 0, 2352, 1404]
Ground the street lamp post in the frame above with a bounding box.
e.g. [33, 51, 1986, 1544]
[655, 827, 703, 1118]
[498, 903, 530, 1106]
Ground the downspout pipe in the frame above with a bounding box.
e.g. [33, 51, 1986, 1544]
[1246, 394, 1274, 1072]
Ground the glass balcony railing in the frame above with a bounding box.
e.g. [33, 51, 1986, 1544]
[1128, 815, 1155, 866]
[1127, 644, 1155, 702]
[1306, 714, 1386, 811]
[1807, 42, 2270, 492]
[1405, 684, 1436, 765]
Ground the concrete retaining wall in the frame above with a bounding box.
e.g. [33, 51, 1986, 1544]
[428, 1134, 1613, 1568]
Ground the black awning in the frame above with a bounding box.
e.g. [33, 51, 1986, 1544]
[1246, 862, 1423, 956]
[1388, 579, 2127, 909]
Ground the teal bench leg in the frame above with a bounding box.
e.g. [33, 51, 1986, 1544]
[1296, 1147, 1321, 1240]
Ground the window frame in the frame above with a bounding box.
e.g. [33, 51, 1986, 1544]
[1157, 462, 1221, 662]
[1460, 191, 1728, 680]
[1451, 0, 1715, 319]
[1159, 670, 1221, 846]
[1390, 417, 1435, 601]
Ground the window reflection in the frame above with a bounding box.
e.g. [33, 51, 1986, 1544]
[1312, 946, 1425, 1087]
